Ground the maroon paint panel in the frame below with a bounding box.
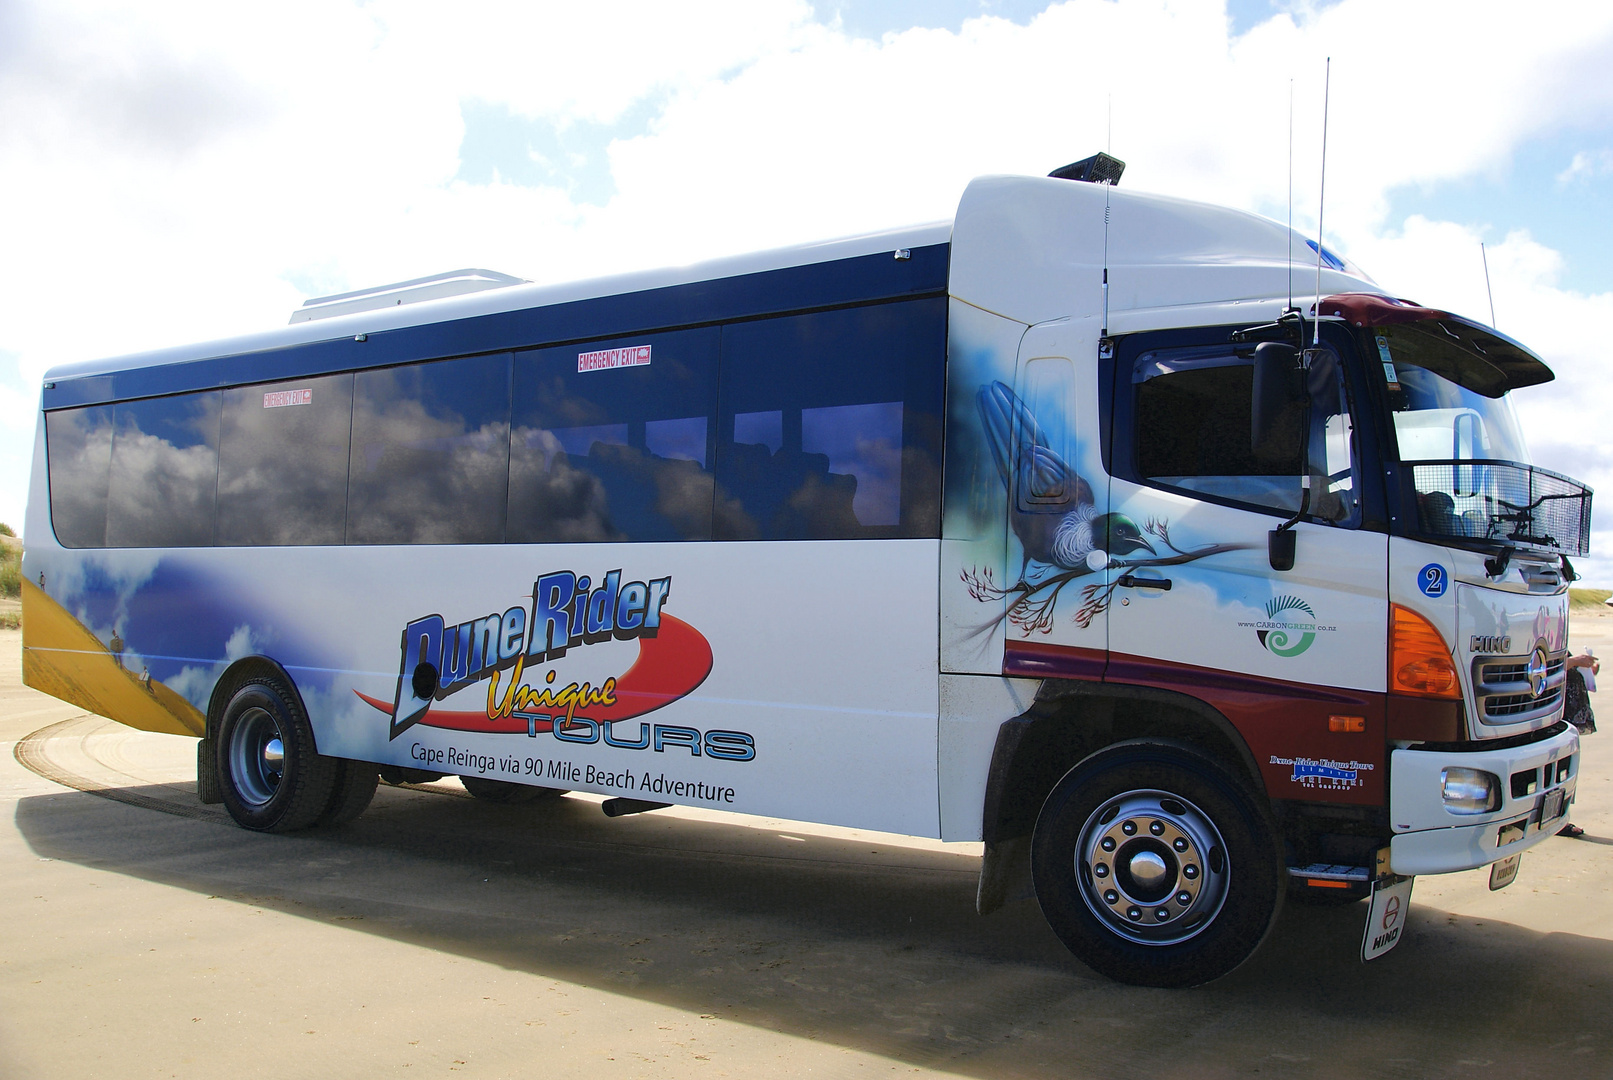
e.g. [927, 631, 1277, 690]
[1002, 639, 1106, 681]
[1386, 695, 1463, 742]
[1002, 638, 1388, 806]
[1105, 652, 1387, 805]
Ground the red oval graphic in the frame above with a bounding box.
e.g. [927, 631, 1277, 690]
[357, 614, 714, 736]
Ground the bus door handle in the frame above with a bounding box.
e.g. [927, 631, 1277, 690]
[1117, 574, 1171, 591]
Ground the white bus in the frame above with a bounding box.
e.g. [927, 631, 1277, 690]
[23, 156, 1589, 986]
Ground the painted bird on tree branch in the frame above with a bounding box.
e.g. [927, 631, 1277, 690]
[977, 380, 1154, 585]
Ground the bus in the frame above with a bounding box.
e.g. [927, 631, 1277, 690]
[22, 155, 1590, 987]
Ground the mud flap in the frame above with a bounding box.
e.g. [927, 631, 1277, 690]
[1361, 874, 1414, 961]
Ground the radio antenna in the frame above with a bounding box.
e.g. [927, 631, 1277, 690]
[1313, 57, 1331, 347]
[1287, 78, 1295, 315]
[1101, 179, 1112, 339]
[1481, 241, 1497, 327]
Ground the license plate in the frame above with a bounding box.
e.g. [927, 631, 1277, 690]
[1540, 787, 1566, 824]
[1489, 853, 1521, 891]
[1361, 876, 1415, 962]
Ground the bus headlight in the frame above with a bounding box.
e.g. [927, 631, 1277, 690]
[1441, 767, 1501, 814]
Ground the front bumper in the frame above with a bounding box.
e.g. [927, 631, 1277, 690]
[1389, 723, 1579, 876]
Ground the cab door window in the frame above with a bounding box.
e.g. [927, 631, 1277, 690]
[1132, 347, 1358, 525]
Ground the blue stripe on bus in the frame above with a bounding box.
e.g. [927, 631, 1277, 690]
[44, 243, 951, 410]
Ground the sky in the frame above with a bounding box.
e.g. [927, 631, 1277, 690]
[2, 0, 1612, 580]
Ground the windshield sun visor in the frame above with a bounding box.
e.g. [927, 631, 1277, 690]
[1319, 293, 1553, 394]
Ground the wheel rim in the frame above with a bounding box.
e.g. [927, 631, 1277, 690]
[1075, 788, 1230, 946]
[229, 707, 285, 808]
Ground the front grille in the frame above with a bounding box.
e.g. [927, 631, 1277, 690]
[1472, 652, 1567, 726]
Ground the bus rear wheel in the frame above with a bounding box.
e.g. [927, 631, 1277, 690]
[460, 777, 568, 804]
[320, 759, 379, 826]
[216, 676, 338, 832]
[1031, 742, 1283, 988]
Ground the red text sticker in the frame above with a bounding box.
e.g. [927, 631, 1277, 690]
[578, 345, 651, 373]
[264, 389, 313, 408]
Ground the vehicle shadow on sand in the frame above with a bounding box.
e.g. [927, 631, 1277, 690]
[14, 784, 1612, 1078]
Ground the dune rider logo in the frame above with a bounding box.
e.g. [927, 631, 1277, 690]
[1240, 595, 1336, 658]
[355, 570, 751, 760]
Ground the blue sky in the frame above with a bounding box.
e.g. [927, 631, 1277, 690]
[2, 0, 1612, 577]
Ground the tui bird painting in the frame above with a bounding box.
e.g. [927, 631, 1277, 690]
[976, 380, 1154, 587]
[963, 380, 1251, 637]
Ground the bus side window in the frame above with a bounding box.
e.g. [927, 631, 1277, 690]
[106, 391, 222, 548]
[347, 354, 513, 545]
[217, 373, 354, 546]
[714, 299, 944, 541]
[507, 327, 719, 544]
[45, 404, 115, 548]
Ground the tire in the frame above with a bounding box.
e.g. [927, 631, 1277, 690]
[1031, 741, 1284, 988]
[216, 675, 338, 833]
[320, 759, 379, 826]
[460, 776, 568, 804]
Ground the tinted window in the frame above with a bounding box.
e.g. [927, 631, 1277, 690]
[106, 392, 222, 547]
[347, 355, 511, 545]
[46, 404, 115, 548]
[1134, 349, 1356, 523]
[715, 300, 944, 540]
[508, 328, 718, 543]
[217, 374, 354, 546]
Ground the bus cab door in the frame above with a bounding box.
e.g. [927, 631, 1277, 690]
[994, 320, 1111, 682]
[1103, 336, 1389, 807]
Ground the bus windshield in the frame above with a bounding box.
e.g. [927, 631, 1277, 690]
[1372, 323, 1591, 556]
[1375, 324, 1531, 466]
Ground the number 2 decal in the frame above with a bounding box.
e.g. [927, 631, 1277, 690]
[1418, 563, 1447, 598]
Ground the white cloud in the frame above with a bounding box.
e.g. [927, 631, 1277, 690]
[1557, 150, 1613, 185]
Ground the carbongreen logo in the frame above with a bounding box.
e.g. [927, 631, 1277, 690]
[1256, 595, 1316, 657]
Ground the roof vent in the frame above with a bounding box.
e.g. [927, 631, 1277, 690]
[289, 268, 529, 324]
[1049, 152, 1125, 186]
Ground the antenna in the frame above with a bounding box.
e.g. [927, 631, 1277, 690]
[1313, 57, 1331, 347]
[1107, 94, 1113, 154]
[1101, 180, 1112, 339]
[1481, 241, 1497, 327]
[1287, 78, 1294, 315]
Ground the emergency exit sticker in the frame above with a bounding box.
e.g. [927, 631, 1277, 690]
[263, 388, 312, 408]
[578, 345, 651, 372]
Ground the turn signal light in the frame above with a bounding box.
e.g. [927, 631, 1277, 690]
[1391, 604, 1460, 699]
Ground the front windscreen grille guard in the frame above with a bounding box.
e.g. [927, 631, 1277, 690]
[1407, 460, 1592, 557]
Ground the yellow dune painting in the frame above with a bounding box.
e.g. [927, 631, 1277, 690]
[21, 577, 206, 737]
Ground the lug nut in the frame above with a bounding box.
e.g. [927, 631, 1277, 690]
[1183, 864, 1199, 879]
[1122, 820, 1137, 836]
[1101, 836, 1116, 852]
[1126, 906, 1142, 921]
[1155, 908, 1170, 921]
[1177, 891, 1192, 904]
[1173, 837, 1189, 852]
[1104, 890, 1119, 904]
[1149, 820, 1164, 835]
[1094, 863, 1109, 878]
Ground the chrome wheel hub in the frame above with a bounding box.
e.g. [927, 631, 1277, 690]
[1077, 789, 1229, 945]
[229, 707, 285, 808]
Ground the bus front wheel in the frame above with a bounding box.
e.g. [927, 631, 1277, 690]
[1031, 742, 1283, 988]
[216, 676, 338, 832]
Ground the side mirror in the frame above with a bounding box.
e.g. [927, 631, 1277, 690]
[1251, 342, 1305, 466]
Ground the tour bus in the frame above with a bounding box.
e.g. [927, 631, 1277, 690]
[22, 155, 1590, 987]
